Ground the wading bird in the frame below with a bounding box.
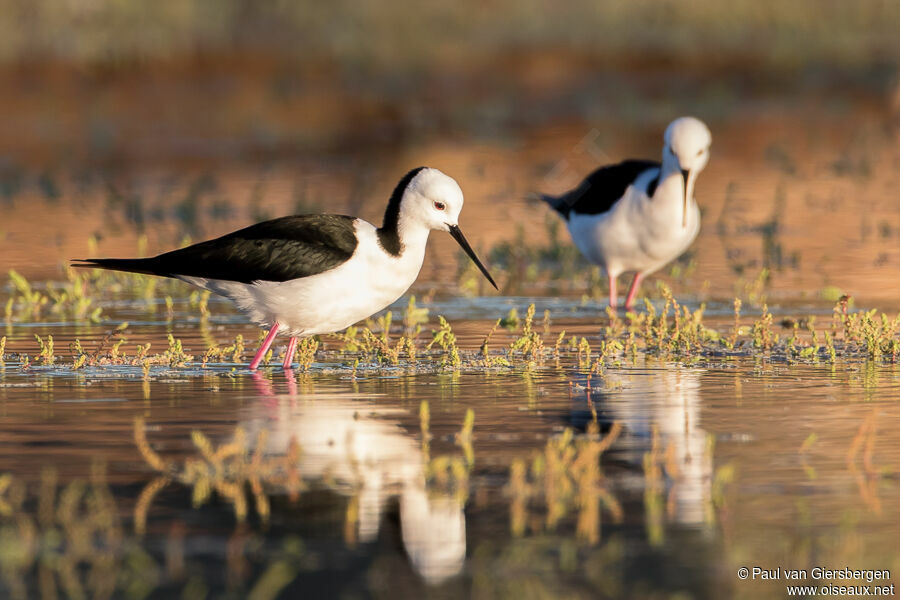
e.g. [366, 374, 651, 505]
[541, 117, 711, 311]
[74, 167, 497, 369]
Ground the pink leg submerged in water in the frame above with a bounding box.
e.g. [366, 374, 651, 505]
[282, 337, 298, 370]
[624, 273, 643, 311]
[249, 322, 281, 370]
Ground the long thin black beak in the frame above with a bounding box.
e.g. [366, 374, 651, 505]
[448, 225, 498, 290]
[680, 168, 690, 228]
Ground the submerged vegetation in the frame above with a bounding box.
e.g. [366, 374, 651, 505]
[0, 271, 897, 597]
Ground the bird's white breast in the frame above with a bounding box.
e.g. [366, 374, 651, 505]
[180, 220, 428, 336]
[568, 171, 700, 278]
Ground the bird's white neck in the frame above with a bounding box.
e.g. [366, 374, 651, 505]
[396, 217, 432, 255]
[376, 213, 431, 260]
[661, 149, 682, 179]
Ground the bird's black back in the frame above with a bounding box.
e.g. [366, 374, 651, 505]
[544, 160, 660, 218]
[74, 214, 359, 283]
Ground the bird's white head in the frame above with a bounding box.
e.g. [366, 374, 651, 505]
[401, 167, 465, 232]
[382, 167, 498, 289]
[662, 117, 712, 227]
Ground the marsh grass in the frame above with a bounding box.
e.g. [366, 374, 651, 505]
[507, 304, 544, 367]
[426, 315, 461, 368]
[0, 273, 897, 377]
[5, 269, 103, 323]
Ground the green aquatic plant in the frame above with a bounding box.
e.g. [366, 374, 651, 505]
[358, 328, 415, 365]
[553, 330, 566, 360]
[726, 298, 742, 349]
[5, 269, 103, 323]
[164, 334, 193, 367]
[332, 325, 363, 353]
[591, 338, 624, 373]
[500, 307, 519, 330]
[7, 270, 47, 318]
[751, 304, 776, 350]
[367, 310, 393, 344]
[427, 315, 461, 367]
[293, 338, 319, 370]
[577, 337, 592, 369]
[33, 334, 54, 365]
[203, 334, 246, 365]
[402, 295, 429, 335]
[508, 303, 544, 366]
[477, 319, 511, 367]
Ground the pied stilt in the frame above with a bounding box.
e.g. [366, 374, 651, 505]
[542, 117, 711, 311]
[74, 167, 497, 369]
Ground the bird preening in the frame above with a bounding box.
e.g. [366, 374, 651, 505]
[74, 167, 497, 370]
[74, 116, 710, 370]
[541, 116, 711, 312]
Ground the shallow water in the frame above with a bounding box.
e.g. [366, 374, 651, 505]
[1, 294, 899, 599]
[1, 67, 898, 599]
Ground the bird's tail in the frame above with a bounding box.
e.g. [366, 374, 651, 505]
[70, 258, 164, 277]
[535, 192, 569, 217]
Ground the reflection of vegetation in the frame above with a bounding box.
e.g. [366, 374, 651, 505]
[0, 467, 318, 600]
[846, 411, 885, 515]
[134, 417, 302, 525]
[509, 424, 623, 545]
[0, 467, 158, 600]
[420, 402, 475, 503]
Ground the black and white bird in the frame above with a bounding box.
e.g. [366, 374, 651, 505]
[542, 117, 711, 311]
[74, 167, 497, 370]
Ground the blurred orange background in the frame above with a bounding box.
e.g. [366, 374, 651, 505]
[0, 0, 898, 305]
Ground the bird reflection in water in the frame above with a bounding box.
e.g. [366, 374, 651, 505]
[587, 366, 712, 526]
[247, 371, 466, 585]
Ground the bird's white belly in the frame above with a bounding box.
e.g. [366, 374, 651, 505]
[180, 225, 426, 336]
[568, 197, 700, 278]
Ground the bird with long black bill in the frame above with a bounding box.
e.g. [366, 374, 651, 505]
[74, 167, 497, 370]
[541, 117, 711, 312]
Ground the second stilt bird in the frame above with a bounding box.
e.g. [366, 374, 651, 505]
[542, 117, 711, 311]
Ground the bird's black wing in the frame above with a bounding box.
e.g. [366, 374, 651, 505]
[73, 215, 359, 283]
[543, 160, 660, 218]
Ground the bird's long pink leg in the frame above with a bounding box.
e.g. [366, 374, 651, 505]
[608, 273, 618, 311]
[282, 337, 298, 370]
[624, 273, 643, 311]
[249, 322, 280, 371]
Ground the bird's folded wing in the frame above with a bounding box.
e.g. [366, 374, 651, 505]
[74, 214, 360, 283]
[559, 160, 660, 216]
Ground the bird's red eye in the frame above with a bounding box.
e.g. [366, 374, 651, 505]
[434, 201, 446, 211]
